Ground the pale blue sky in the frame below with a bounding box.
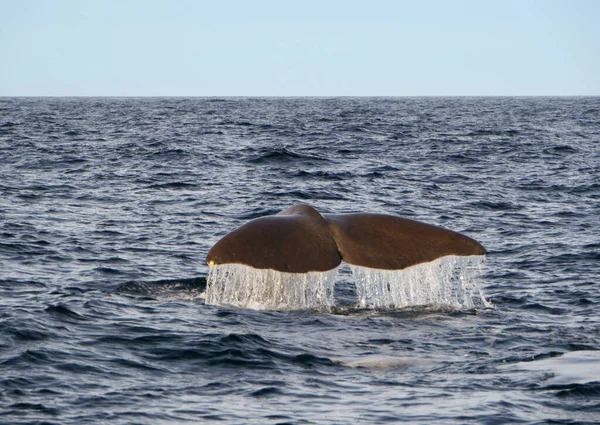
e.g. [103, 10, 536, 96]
[1, 0, 598, 96]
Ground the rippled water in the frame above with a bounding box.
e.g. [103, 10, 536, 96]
[1, 97, 599, 424]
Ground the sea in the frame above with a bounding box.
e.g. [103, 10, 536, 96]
[0, 97, 599, 424]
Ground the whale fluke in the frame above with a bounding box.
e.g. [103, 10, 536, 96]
[206, 204, 486, 272]
[323, 213, 486, 270]
[206, 205, 342, 273]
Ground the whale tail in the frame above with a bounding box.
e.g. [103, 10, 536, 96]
[206, 204, 486, 273]
[205, 204, 488, 309]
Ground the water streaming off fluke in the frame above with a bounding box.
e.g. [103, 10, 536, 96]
[206, 264, 338, 310]
[351, 255, 490, 309]
[206, 255, 489, 310]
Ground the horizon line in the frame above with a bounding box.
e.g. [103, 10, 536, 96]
[2, 94, 599, 98]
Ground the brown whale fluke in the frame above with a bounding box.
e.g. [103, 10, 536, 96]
[206, 205, 342, 273]
[324, 213, 486, 270]
[206, 204, 486, 272]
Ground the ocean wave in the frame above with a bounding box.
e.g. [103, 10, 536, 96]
[1, 97, 599, 424]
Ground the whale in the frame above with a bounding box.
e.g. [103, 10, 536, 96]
[206, 204, 486, 273]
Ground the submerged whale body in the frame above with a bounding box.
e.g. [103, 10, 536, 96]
[206, 204, 486, 273]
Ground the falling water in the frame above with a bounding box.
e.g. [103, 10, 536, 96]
[206, 256, 489, 311]
[206, 264, 338, 310]
[350, 255, 490, 309]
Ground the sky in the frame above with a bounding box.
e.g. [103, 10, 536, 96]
[1, 0, 599, 96]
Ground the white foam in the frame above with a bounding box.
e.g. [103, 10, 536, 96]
[507, 350, 600, 385]
[206, 263, 338, 310]
[350, 255, 490, 309]
[335, 355, 437, 369]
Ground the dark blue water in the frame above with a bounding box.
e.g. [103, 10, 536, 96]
[1, 97, 599, 424]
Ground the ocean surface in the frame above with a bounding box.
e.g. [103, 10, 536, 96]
[1, 97, 599, 424]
